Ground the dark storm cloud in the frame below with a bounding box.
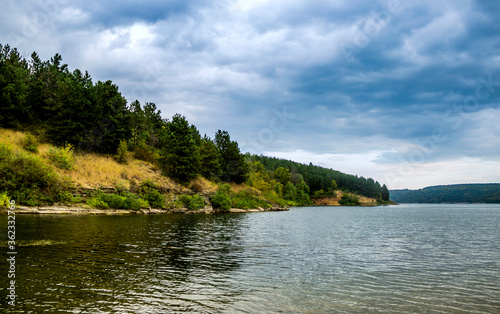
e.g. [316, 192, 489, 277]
[1, 0, 499, 188]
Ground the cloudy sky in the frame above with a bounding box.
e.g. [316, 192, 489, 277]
[2, 0, 500, 189]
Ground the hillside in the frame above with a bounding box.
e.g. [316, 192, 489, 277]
[0, 43, 391, 211]
[390, 184, 500, 203]
[0, 128, 386, 211]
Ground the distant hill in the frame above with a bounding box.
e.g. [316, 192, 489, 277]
[390, 184, 500, 203]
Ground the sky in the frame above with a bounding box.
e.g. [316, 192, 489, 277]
[2, 0, 500, 189]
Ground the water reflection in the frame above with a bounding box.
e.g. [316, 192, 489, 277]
[0, 213, 249, 313]
[1, 205, 500, 313]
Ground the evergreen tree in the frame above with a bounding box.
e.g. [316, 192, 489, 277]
[129, 100, 165, 149]
[160, 114, 200, 183]
[199, 136, 222, 181]
[0, 44, 31, 127]
[215, 130, 249, 183]
[381, 184, 390, 201]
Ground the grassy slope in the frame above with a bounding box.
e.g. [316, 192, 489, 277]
[0, 128, 179, 190]
[1, 128, 382, 209]
[0, 128, 272, 209]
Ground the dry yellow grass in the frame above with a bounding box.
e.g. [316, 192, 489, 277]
[58, 152, 177, 190]
[312, 190, 377, 206]
[189, 177, 218, 194]
[0, 128, 221, 195]
[0, 128, 27, 151]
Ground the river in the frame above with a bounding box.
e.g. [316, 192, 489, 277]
[1, 204, 500, 313]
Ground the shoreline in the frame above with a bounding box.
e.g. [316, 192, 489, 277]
[1, 205, 289, 215]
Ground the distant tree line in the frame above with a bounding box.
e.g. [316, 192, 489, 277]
[249, 155, 390, 201]
[390, 184, 500, 203]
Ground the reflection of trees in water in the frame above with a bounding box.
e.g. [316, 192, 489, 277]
[3, 214, 249, 312]
[154, 213, 246, 276]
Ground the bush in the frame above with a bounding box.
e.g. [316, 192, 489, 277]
[210, 184, 232, 211]
[133, 141, 160, 164]
[143, 189, 166, 209]
[178, 194, 205, 210]
[48, 144, 75, 170]
[232, 189, 269, 209]
[86, 196, 109, 209]
[87, 191, 149, 210]
[22, 133, 39, 154]
[0, 144, 67, 206]
[0, 144, 14, 163]
[56, 191, 82, 204]
[115, 139, 128, 164]
[0, 192, 10, 208]
[262, 190, 287, 208]
[138, 179, 166, 209]
[339, 193, 360, 206]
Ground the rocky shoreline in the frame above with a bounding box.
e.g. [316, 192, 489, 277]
[2, 205, 289, 215]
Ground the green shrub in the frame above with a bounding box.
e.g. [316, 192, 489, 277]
[22, 133, 39, 154]
[0, 144, 67, 206]
[126, 195, 149, 210]
[210, 184, 232, 211]
[0, 144, 14, 163]
[142, 188, 166, 209]
[48, 144, 75, 170]
[114, 180, 129, 194]
[57, 191, 82, 204]
[134, 141, 160, 164]
[0, 192, 10, 208]
[232, 189, 269, 209]
[115, 139, 128, 164]
[339, 193, 360, 206]
[262, 190, 287, 208]
[138, 179, 166, 209]
[86, 197, 109, 209]
[178, 194, 205, 210]
[86, 191, 149, 210]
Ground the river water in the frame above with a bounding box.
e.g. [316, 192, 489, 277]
[1, 204, 500, 313]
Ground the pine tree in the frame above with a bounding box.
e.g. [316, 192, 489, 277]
[381, 184, 390, 201]
[199, 136, 222, 181]
[160, 114, 200, 183]
[215, 130, 249, 183]
[0, 44, 31, 127]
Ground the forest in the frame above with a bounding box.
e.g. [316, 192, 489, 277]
[0, 43, 390, 208]
[390, 184, 500, 203]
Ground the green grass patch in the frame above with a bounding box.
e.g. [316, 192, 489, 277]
[339, 193, 361, 206]
[86, 190, 149, 210]
[138, 179, 167, 209]
[177, 194, 205, 210]
[48, 144, 75, 170]
[0, 144, 69, 206]
[22, 132, 39, 154]
[210, 184, 232, 211]
[232, 189, 270, 209]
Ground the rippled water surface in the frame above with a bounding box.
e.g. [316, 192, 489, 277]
[1, 204, 500, 313]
